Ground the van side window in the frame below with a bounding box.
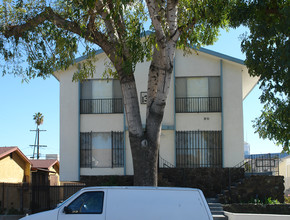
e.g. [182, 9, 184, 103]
[65, 191, 104, 214]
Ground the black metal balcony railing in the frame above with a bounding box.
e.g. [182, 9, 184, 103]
[176, 97, 222, 113]
[80, 98, 123, 114]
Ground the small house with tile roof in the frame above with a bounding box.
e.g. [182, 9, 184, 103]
[0, 147, 31, 183]
[30, 159, 60, 185]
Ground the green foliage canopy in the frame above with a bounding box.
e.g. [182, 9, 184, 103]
[0, 0, 151, 80]
[0, 0, 232, 81]
[230, 0, 290, 152]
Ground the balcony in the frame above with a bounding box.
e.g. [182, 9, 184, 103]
[80, 98, 123, 114]
[176, 97, 222, 113]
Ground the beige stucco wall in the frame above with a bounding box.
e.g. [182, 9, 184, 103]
[56, 64, 80, 182]
[279, 157, 290, 195]
[0, 152, 30, 183]
[176, 113, 221, 131]
[241, 66, 259, 99]
[159, 130, 175, 166]
[175, 50, 220, 77]
[222, 60, 244, 167]
[80, 168, 124, 176]
[81, 114, 124, 132]
[125, 131, 134, 175]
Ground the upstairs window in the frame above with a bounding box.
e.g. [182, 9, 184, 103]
[176, 77, 221, 113]
[80, 79, 123, 114]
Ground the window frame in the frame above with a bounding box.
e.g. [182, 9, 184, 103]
[80, 131, 124, 168]
[64, 191, 105, 215]
[80, 79, 123, 114]
[175, 76, 222, 113]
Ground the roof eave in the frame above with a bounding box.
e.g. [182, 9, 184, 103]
[58, 45, 245, 72]
[195, 47, 245, 65]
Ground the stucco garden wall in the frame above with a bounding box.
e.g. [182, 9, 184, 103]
[223, 204, 290, 215]
[225, 212, 290, 220]
[80, 168, 245, 197]
[80, 169, 284, 202]
[220, 175, 285, 203]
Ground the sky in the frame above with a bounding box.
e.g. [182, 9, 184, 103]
[0, 26, 283, 159]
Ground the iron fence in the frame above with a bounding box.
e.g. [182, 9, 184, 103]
[0, 183, 86, 214]
[159, 156, 175, 168]
[176, 131, 222, 168]
[80, 132, 92, 168]
[112, 131, 124, 168]
[80, 98, 123, 114]
[236, 153, 280, 175]
[176, 97, 221, 113]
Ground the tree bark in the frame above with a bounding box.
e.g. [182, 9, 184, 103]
[119, 58, 170, 186]
[119, 72, 153, 185]
[118, 42, 175, 186]
[130, 134, 160, 186]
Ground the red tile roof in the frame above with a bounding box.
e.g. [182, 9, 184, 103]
[30, 159, 59, 169]
[0, 147, 31, 164]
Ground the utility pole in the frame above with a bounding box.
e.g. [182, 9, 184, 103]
[30, 127, 47, 159]
[30, 112, 47, 159]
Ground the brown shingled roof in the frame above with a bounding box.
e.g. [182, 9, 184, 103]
[0, 147, 31, 164]
[0, 147, 17, 158]
[30, 159, 59, 169]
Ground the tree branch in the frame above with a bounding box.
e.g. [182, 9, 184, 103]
[95, 0, 118, 43]
[167, 0, 179, 42]
[87, 8, 96, 33]
[177, 17, 196, 39]
[3, 7, 52, 39]
[2, 6, 122, 72]
[145, 0, 166, 48]
[4, 7, 99, 44]
[102, 0, 128, 57]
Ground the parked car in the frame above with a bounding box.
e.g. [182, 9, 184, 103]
[21, 186, 213, 220]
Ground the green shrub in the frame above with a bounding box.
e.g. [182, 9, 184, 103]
[264, 197, 280, 205]
[248, 197, 280, 204]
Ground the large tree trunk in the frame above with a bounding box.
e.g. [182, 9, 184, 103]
[129, 134, 160, 186]
[119, 45, 175, 186]
[116, 0, 178, 185]
[119, 72, 161, 186]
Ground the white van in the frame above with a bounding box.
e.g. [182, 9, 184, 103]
[20, 187, 213, 220]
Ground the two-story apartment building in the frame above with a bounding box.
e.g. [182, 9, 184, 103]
[54, 47, 258, 182]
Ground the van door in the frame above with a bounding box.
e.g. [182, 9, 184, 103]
[57, 191, 106, 220]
